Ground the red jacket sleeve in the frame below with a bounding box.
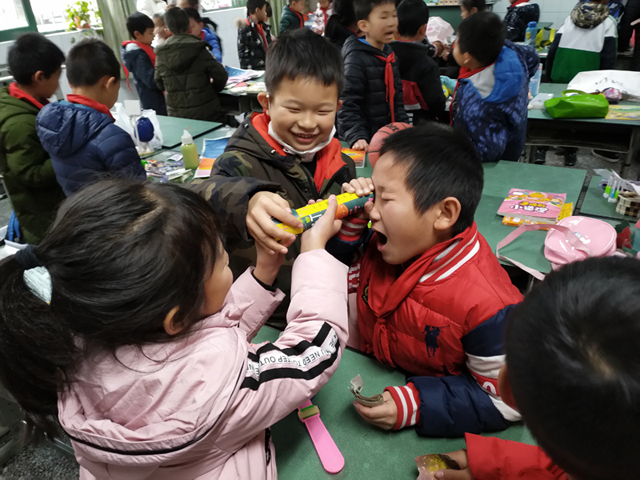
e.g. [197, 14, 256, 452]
[466, 433, 569, 480]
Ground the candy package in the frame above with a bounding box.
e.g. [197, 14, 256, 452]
[416, 454, 461, 480]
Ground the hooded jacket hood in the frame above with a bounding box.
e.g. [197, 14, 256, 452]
[571, 2, 610, 29]
[157, 34, 211, 72]
[36, 101, 112, 157]
[463, 46, 525, 104]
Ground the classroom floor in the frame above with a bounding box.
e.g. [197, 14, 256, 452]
[0, 148, 638, 479]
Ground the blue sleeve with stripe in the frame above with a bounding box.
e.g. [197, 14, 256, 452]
[411, 305, 517, 437]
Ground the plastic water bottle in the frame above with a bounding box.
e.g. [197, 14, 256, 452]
[181, 130, 199, 170]
[529, 63, 542, 97]
[526, 21, 537, 46]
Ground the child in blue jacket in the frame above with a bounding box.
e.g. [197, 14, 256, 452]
[37, 39, 146, 196]
[121, 12, 167, 115]
[185, 7, 223, 63]
[451, 12, 539, 162]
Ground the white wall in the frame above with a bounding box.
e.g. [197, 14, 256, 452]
[492, 0, 577, 29]
[203, 6, 246, 68]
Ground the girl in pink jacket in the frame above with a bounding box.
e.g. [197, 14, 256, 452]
[0, 180, 349, 480]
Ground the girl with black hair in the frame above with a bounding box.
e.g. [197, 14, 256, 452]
[0, 180, 349, 479]
[325, 0, 359, 49]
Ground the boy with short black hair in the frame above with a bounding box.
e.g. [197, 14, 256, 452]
[339, 124, 523, 437]
[391, 0, 446, 124]
[154, 7, 228, 121]
[36, 39, 146, 197]
[121, 12, 167, 115]
[338, 0, 409, 151]
[184, 7, 223, 63]
[435, 256, 640, 479]
[0, 33, 65, 244]
[503, 0, 540, 42]
[236, 0, 273, 70]
[452, 12, 538, 162]
[279, 0, 307, 33]
[194, 28, 356, 320]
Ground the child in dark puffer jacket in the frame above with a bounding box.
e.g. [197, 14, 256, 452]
[236, 0, 273, 70]
[155, 8, 228, 121]
[337, 0, 409, 151]
[503, 0, 540, 42]
[36, 39, 146, 197]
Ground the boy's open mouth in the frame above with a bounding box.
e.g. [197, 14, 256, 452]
[293, 133, 317, 145]
[377, 233, 388, 246]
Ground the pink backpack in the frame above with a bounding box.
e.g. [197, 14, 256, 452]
[497, 216, 618, 280]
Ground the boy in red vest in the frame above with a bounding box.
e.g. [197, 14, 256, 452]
[121, 12, 167, 115]
[338, 124, 523, 437]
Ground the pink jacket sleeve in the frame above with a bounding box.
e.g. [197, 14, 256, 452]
[224, 267, 286, 341]
[214, 249, 349, 453]
[466, 433, 569, 480]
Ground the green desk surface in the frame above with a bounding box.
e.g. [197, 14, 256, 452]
[579, 177, 640, 222]
[156, 115, 222, 148]
[254, 326, 534, 480]
[528, 84, 640, 127]
[478, 161, 586, 274]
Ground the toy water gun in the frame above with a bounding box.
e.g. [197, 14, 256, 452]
[273, 192, 373, 235]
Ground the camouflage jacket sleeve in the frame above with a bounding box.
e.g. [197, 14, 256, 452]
[191, 151, 286, 251]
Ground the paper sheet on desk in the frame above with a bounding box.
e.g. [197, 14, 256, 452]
[225, 66, 264, 86]
[568, 71, 640, 101]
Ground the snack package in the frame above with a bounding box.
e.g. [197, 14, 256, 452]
[349, 375, 384, 407]
[415, 454, 461, 480]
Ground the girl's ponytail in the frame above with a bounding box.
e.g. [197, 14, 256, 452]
[0, 247, 76, 437]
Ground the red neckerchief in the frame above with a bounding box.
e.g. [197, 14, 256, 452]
[509, 0, 529, 8]
[8, 82, 47, 110]
[375, 52, 397, 123]
[245, 18, 269, 52]
[121, 40, 156, 92]
[320, 6, 329, 27]
[251, 112, 345, 191]
[450, 63, 493, 125]
[66, 94, 114, 120]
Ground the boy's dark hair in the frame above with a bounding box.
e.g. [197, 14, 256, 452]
[183, 7, 202, 22]
[265, 28, 344, 97]
[246, 0, 267, 16]
[66, 39, 121, 87]
[0, 180, 222, 439]
[164, 7, 190, 34]
[325, 0, 356, 44]
[266, 1, 273, 17]
[460, 0, 486, 12]
[379, 124, 483, 235]
[126, 12, 154, 39]
[397, 0, 429, 37]
[457, 11, 505, 66]
[8, 33, 64, 86]
[182, 0, 198, 6]
[506, 257, 640, 480]
[354, 0, 395, 22]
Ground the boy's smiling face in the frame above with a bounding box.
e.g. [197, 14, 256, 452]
[369, 153, 455, 265]
[358, 2, 398, 48]
[259, 76, 341, 153]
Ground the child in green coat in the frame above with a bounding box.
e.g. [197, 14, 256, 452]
[0, 33, 65, 244]
[279, 0, 307, 33]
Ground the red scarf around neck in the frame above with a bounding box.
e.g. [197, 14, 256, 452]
[509, 0, 529, 8]
[8, 82, 47, 110]
[245, 19, 269, 52]
[375, 52, 397, 123]
[67, 94, 114, 120]
[121, 41, 157, 92]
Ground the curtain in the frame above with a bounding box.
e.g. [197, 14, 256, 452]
[270, 0, 286, 36]
[96, 0, 136, 64]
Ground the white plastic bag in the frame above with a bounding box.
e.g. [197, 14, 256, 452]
[113, 103, 164, 150]
[568, 70, 640, 102]
[426, 17, 454, 45]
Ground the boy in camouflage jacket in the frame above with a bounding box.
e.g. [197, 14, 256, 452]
[194, 29, 356, 322]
